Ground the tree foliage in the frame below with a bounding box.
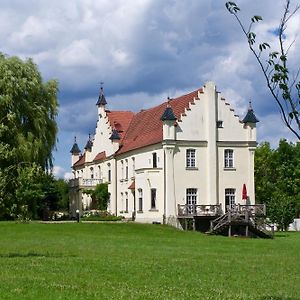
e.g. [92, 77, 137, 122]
[255, 140, 300, 230]
[226, 1, 300, 140]
[0, 53, 58, 218]
[84, 183, 110, 211]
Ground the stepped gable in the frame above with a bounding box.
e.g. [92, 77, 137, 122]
[117, 89, 201, 155]
[73, 153, 86, 167]
[106, 111, 135, 141]
[93, 151, 106, 162]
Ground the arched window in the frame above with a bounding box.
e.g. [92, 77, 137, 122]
[90, 167, 94, 179]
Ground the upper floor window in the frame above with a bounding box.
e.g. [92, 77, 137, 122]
[186, 149, 196, 168]
[152, 152, 157, 168]
[125, 159, 128, 180]
[224, 149, 234, 168]
[108, 163, 111, 182]
[151, 188, 157, 209]
[132, 157, 135, 177]
[217, 120, 223, 128]
[90, 167, 94, 179]
[98, 165, 101, 179]
[225, 188, 235, 211]
[121, 160, 124, 179]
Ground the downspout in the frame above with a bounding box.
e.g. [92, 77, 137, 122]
[115, 157, 118, 216]
[163, 149, 166, 224]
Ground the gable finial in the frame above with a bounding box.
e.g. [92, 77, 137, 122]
[249, 99, 252, 110]
[96, 82, 107, 106]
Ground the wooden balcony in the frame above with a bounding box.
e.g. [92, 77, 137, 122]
[177, 204, 222, 217]
[177, 204, 266, 218]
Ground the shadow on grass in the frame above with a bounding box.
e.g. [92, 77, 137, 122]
[0, 252, 77, 258]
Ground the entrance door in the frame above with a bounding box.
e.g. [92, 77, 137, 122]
[225, 188, 235, 211]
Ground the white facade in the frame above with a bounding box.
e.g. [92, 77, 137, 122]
[69, 82, 258, 225]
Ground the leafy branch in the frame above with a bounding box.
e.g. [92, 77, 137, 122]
[226, 1, 300, 140]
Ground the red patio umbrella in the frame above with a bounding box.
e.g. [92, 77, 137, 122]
[242, 184, 247, 200]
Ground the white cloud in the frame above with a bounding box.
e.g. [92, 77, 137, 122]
[0, 0, 298, 174]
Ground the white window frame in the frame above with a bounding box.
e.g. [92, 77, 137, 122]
[224, 149, 234, 168]
[225, 188, 236, 210]
[186, 188, 197, 205]
[108, 163, 111, 182]
[138, 189, 143, 212]
[151, 188, 157, 209]
[186, 149, 196, 168]
[90, 167, 94, 179]
[125, 192, 128, 212]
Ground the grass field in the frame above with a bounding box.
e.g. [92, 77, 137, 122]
[0, 222, 299, 300]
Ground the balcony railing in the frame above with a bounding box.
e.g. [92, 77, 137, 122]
[177, 203, 266, 217]
[69, 178, 103, 188]
[178, 204, 222, 217]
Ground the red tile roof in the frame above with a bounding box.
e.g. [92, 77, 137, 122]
[93, 151, 106, 162]
[117, 89, 201, 155]
[106, 111, 135, 141]
[73, 153, 86, 167]
[128, 181, 135, 190]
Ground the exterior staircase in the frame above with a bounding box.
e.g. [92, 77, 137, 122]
[208, 206, 273, 239]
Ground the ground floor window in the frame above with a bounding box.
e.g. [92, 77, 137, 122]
[186, 188, 197, 213]
[225, 188, 235, 210]
[125, 192, 128, 212]
[151, 188, 156, 209]
[138, 189, 143, 212]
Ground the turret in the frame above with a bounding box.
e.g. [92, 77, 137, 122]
[161, 99, 177, 141]
[109, 129, 121, 153]
[70, 136, 81, 166]
[242, 101, 259, 141]
[96, 85, 107, 116]
[84, 134, 93, 162]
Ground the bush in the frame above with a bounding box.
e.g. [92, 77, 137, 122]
[81, 210, 123, 221]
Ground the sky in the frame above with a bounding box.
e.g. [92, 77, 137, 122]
[0, 0, 299, 179]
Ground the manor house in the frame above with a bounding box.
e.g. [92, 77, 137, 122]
[69, 81, 259, 226]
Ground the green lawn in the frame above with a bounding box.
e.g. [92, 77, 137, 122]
[0, 222, 299, 300]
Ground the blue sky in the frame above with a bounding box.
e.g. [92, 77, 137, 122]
[0, 0, 299, 179]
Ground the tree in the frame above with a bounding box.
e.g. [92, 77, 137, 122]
[226, 1, 300, 140]
[255, 140, 300, 230]
[83, 183, 110, 211]
[0, 53, 58, 218]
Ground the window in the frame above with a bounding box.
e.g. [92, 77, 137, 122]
[186, 188, 197, 206]
[224, 149, 234, 168]
[132, 157, 135, 177]
[90, 167, 94, 179]
[125, 159, 128, 180]
[138, 189, 143, 212]
[120, 192, 123, 211]
[98, 166, 101, 179]
[225, 188, 236, 210]
[125, 192, 128, 212]
[217, 120, 223, 128]
[121, 160, 124, 179]
[151, 188, 157, 209]
[108, 163, 111, 182]
[186, 149, 196, 168]
[152, 152, 157, 168]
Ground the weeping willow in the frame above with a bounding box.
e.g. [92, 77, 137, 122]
[0, 53, 58, 218]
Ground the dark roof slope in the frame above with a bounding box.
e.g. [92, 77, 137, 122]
[242, 109, 259, 123]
